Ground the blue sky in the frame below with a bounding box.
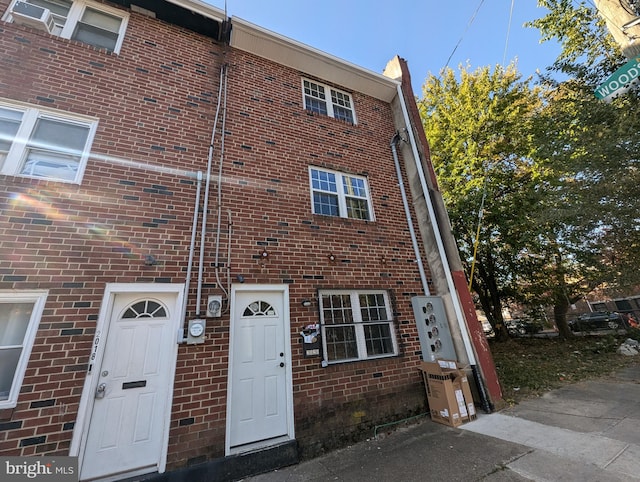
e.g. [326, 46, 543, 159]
[204, 1, 562, 94]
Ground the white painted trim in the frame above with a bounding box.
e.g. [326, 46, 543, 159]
[0, 290, 48, 409]
[3, 0, 130, 54]
[70, 283, 184, 479]
[301, 77, 358, 124]
[225, 284, 294, 456]
[308, 166, 375, 221]
[0, 98, 99, 184]
[318, 289, 398, 365]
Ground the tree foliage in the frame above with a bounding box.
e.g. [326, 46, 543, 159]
[529, 0, 640, 319]
[419, 1, 640, 339]
[419, 63, 545, 340]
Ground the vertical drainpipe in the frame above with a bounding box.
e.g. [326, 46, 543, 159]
[395, 85, 493, 413]
[388, 57, 501, 410]
[395, 84, 477, 365]
[390, 134, 430, 296]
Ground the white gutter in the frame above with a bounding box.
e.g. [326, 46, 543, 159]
[395, 85, 477, 365]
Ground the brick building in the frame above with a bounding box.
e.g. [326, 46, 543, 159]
[0, 1, 500, 480]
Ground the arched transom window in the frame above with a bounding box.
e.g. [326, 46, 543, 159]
[243, 301, 276, 317]
[122, 300, 167, 319]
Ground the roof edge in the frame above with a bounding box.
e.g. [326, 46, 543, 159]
[164, 0, 227, 22]
[229, 16, 399, 102]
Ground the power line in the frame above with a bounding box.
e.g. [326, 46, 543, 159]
[442, 0, 486, 71]
[503, 0, 515, 66]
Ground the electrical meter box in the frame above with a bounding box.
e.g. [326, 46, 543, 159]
[411, 296, 456, 362]
[207, 295, 222, 317]
[187, 319, 206, 345]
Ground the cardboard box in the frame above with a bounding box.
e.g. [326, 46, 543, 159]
[420, 360, 477, 427]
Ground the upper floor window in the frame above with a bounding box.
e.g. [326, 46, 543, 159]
[3, 0, 129, 53]
[0, 100, 98, 183]
[319, 290, 397, 364]
[0, 290, 48, 409]
[309, 167, 373, 221]
[302, 79, 356, 123]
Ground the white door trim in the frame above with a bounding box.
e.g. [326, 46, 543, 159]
[70, 283, 184, 479]
[225, 284, 294, 456]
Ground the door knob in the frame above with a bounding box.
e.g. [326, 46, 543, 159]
[280, 362, 285, 367]
[95, 383, 106, 399]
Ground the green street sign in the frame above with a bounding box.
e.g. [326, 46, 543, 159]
[595, 57, 640, 101]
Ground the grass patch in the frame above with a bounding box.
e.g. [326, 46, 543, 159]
[491, 331, 640, 405]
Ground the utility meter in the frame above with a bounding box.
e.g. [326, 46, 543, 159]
[187, 319, 206, 345]
[411, 296, 457, 361]
[207, 295, 222, 317]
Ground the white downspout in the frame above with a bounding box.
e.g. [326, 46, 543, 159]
[395, 85, 477, 365]
[390, 135, 430, 296]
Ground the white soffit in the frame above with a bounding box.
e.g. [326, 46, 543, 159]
[230, 17, 399, 103]
[166, 0, 227, 22]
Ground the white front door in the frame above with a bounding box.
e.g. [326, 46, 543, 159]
[79, 289, 181, 481]
[227, 285, 294, 453]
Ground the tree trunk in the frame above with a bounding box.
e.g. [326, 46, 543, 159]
[552, 250, 574, 339]
[554, 296, 573, 339]
[472, 251, 510, 341]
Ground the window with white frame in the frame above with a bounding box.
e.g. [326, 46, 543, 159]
[0, 100, 98, 183]
[302, 79, 356, 123]
[309, 167, 373, 220]
[3, 0, 129, 53]
[319, 290, 397, 364]
[0, 291, 47, 408]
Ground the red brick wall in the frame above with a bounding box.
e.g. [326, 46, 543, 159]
[170, 47, 431, 463]
[0, 0, 225, 459]
[0, 0, 430, 469]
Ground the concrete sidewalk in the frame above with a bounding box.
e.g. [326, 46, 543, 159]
[243, 364, 640, 481]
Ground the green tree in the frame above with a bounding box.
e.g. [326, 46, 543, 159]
[419, 63, 545, 341]
[420, 56, 640, 339]
[528, 0, 640, 323]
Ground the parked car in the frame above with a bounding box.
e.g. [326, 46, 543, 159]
[568, 311, 631, 332]
[481, 319, 494, 337]
[506, 319, 543, 336]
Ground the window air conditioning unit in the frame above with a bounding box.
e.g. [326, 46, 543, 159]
[11, 1, 55, 33]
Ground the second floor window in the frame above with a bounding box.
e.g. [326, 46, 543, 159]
[309, 167, 373, 221]
[303, 79, 356, 123]
[0, 100, 98, 183]
[4, 0, 129, 53]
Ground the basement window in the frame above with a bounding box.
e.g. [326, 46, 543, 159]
[0, 100, 98, 183]
[302, 78, 356, 123]
[0, 291, 48, 409]
[3, 0, 129, 53]
[319, 290, 398, 364]
[309, 167, 373, 221]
